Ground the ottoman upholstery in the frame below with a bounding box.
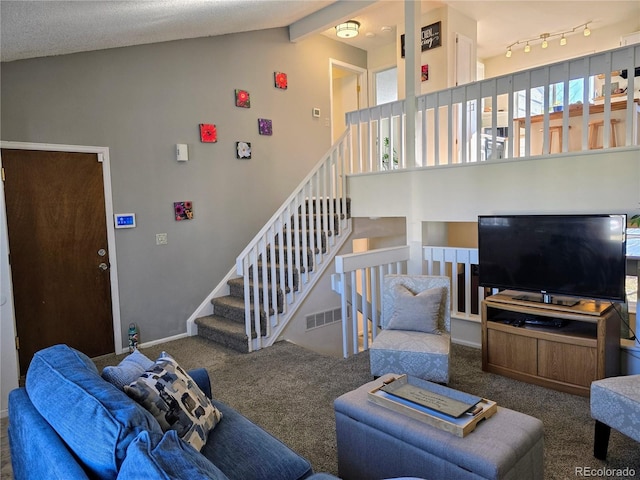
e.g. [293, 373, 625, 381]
[334, 378, 543, 480]
[590, 374, 640, 459]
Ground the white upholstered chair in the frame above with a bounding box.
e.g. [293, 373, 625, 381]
[369, 275, 451, 384]
[590, 374, 640, 459]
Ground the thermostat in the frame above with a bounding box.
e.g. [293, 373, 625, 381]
[114, 213, 136, 229]
[312, 107, 321, 118]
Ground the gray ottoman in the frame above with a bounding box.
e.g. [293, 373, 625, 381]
[334, 378, 544, 480]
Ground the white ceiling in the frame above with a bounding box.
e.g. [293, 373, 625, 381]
[1, 0, 638, 63]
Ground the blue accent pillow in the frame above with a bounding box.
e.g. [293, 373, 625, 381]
[124, 352, 222, 451]
[117, 430, 230, 480]
[102, 349, 155, 390]
[25, 344, 163, 480]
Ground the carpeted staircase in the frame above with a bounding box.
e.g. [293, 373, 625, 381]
[195, 198, 350, 352]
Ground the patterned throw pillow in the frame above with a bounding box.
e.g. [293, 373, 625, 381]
[386, 284, 444, 334]
[124, 352, 222, 451]
[102, 349, 155, 390]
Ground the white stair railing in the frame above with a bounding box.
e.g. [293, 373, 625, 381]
[234, 131, 353, 352]
[332, 245, 410, 357]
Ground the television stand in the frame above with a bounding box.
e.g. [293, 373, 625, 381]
[481, 290, 620, 397]
[512, 292, 579, 307]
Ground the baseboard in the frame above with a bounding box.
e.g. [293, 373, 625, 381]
[137, 332, 189, 350]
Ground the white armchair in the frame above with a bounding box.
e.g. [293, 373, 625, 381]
[369, 275, 451, 384]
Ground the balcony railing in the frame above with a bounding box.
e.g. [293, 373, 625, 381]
[346, 45, 639, 173]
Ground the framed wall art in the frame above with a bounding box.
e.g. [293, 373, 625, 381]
[174, 201, 193, 221]
[236, 141, 252, 159]
[199, 124, 217, 143]
[258, 118, 272, 136]
[274, 72, 288, 90]
[235, 89, 250, 108]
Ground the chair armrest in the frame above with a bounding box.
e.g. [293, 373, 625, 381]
[188, 368, 212, 399]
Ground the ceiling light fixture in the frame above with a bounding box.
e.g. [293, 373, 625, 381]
[541, 34, 549, 49]
[335, 20, 360, 39]
[505, 22, 591, 58]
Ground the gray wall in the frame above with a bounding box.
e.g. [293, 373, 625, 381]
[1, 28, 367, 348]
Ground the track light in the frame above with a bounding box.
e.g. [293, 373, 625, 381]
[541, 34, 550, 49]
[505, 22, 592, 58]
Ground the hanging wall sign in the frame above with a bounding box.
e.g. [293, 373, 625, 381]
[401, 21, 442, 58]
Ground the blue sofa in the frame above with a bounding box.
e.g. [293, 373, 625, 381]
[8, 344, 339, 480]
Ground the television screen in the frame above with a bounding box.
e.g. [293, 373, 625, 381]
[478, 214, 627, 303]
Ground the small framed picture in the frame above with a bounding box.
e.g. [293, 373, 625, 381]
[199, 124, 217, 143]
[236, 141, 252, 159]
[174, 201, 193, 221]
[235, 89, 250, 108]
[274, 72, 288, 90]
[258, 118, 272, 136]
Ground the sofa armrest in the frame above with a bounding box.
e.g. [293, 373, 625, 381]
[9, 388, 90, 480]
[188, 368, 212, 399]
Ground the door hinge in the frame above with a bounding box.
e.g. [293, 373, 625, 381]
[15, 336, 19, 350]
[1, 167, 5, 182]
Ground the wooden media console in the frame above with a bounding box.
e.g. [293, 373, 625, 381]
[481, 291, 620, 397]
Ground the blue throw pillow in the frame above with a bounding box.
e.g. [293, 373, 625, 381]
[102, 349, 155, 390]
[117, 430, 229, 480]
[25, 344, 163, 480]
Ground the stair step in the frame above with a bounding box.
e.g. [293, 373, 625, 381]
[300, 198, 351, 216]
[212, 295, 272, 325]
[248, 263, 300, 291]
[227, 277, 285, 309]
[195, 315, 251, 353]
[265, 245, 320, 264]
[293, 213, 343, 235]
[274, 230, 327, 249]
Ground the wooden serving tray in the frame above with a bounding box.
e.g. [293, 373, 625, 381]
[368, 375, 497, 437]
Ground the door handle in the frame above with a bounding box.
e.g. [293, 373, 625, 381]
[98, 262, 110, 271]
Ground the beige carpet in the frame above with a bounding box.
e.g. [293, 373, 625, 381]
[3, 337, 639, 479]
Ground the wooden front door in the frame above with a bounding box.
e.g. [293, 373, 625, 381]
[2, 149, 115, 375]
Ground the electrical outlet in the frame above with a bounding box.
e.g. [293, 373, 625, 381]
[156, 233, 168, 245]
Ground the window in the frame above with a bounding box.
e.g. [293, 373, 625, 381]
[374, 67, 398, 106]
[514, 77, 596, 117]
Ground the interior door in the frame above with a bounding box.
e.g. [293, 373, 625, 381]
[2, 149, 114, 375]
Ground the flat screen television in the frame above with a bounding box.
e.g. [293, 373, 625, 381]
[478, 214, 627, 305]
